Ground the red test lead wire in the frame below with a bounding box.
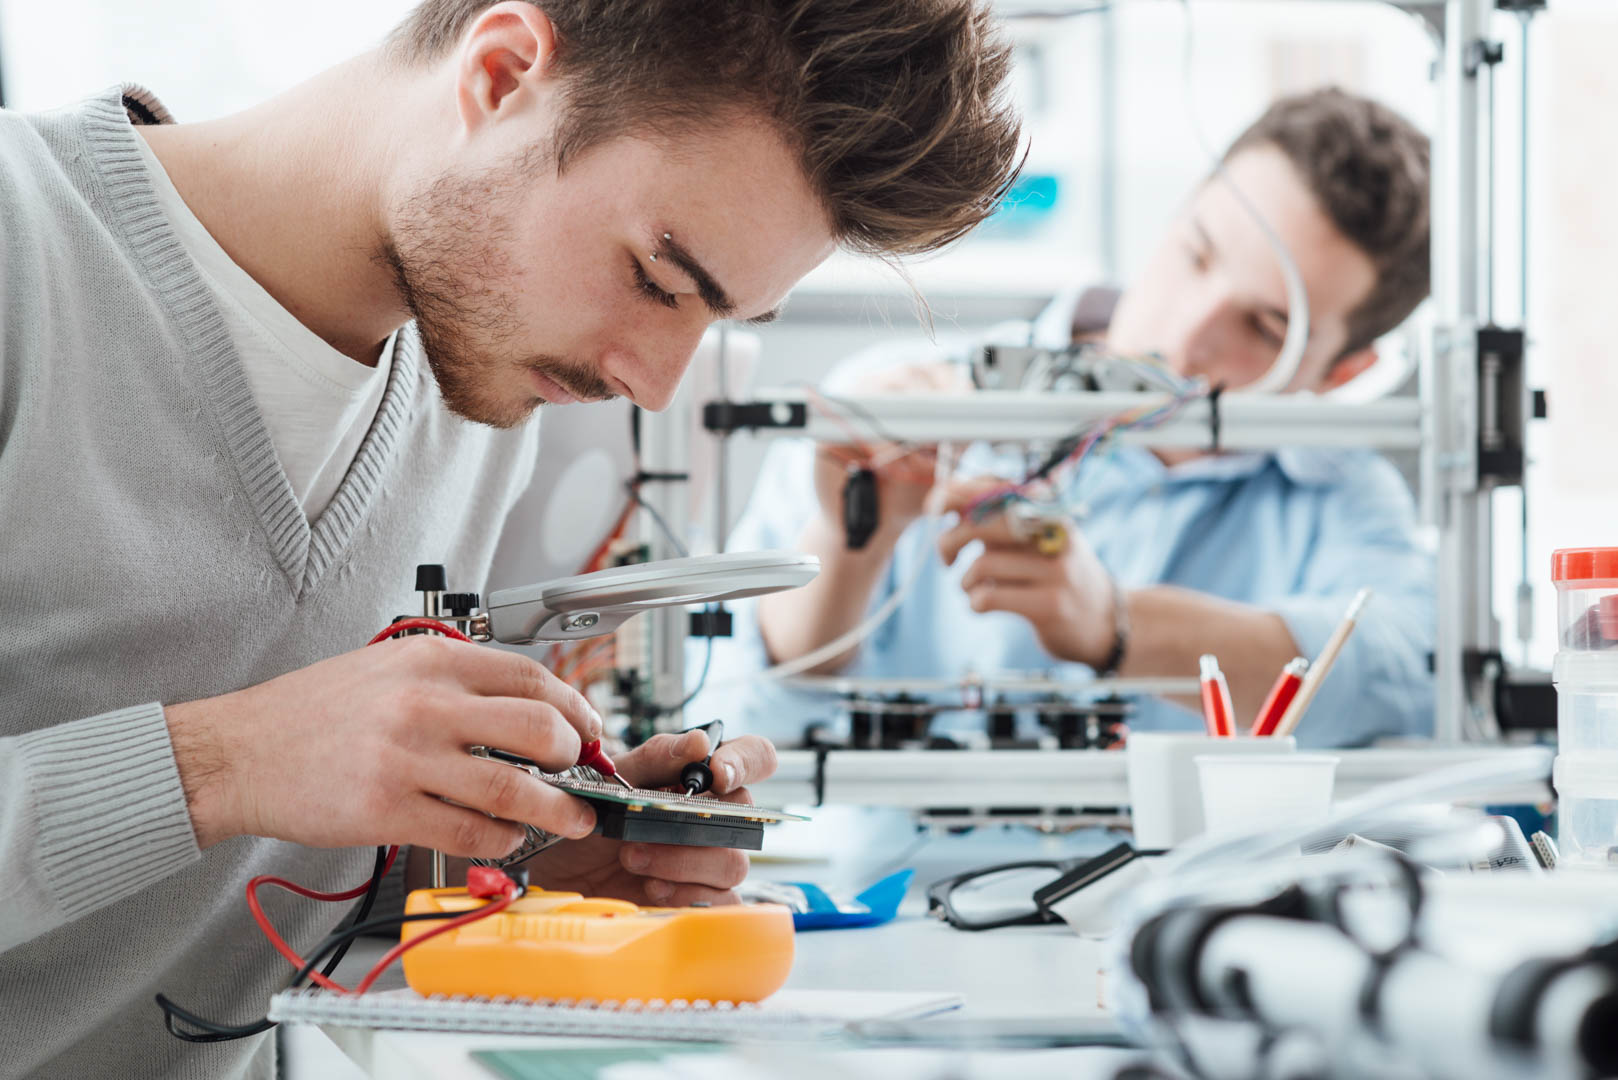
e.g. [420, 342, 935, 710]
[368, 618, 473, 646]
[1198, 654, 1235, 738]
[351, 876, 520, 995]
[248, 858, 521, 996]
[246, 846, 402, 993]
[577, 738, 635, 789]
[576, 738, 617, 776]
[1251, 657, 1310, 737]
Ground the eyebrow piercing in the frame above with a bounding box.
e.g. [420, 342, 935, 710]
[649, 232, 673, 262]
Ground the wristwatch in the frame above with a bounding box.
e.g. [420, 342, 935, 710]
[1094, 571, 1130, 677]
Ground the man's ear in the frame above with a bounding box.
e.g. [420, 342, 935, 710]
[1322, 345, 1377, 391]
[455, 1, 560, 133]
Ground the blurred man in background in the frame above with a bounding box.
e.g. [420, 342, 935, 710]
[696, 88, 1434, 749]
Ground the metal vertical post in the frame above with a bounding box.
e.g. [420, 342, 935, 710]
[1517, 10, 1531, 328]
[420, 579, 448, 888]
[1513, 8, 1535, 664]
[1098, 2, 1119, 280]
[1427, 0, 1494, 742]
[637, 391, 691, 727]
[714, 326, 730, 555]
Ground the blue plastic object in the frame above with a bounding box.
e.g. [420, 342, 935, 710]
[980, 173, 1060, 237]
[787, 869, 913, 932]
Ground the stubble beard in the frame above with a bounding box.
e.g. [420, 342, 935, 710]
[381, 159, 615, 429]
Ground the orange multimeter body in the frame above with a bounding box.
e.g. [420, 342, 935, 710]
[399, 887, 796, 1003]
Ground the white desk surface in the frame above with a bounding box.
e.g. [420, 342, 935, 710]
[314, 917, 1137, 1079]
[291, 819, 1157, 1080]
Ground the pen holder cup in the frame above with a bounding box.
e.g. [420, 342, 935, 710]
[1195, 753, 1339, 838]
[1126, 733, 1295, 850]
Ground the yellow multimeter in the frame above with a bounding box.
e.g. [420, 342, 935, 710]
[399, 886, 796, 1003]
[400, 756, 808, 1004]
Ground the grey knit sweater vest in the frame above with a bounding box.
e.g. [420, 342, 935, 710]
[0, 85, 540, 1078]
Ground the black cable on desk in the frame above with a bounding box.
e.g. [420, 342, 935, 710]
[157, 846, 394, 1043]
[154, 904, 475, 1044]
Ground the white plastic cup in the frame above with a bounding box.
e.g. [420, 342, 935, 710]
[1127, 733, 1296, 850]
[1195, 753, 1340, 837]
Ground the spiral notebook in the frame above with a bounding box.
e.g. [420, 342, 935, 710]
[267, 987, 962, 1042]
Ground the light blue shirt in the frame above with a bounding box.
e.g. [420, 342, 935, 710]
[688, 308, 1436, 749]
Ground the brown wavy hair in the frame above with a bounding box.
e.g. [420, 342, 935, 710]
[389, 0, 1025, 257]
[1226, 87, 1431, 357]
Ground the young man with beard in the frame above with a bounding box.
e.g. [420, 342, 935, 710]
[0, 2, 1022, 1075]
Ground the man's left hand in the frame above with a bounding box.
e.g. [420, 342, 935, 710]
[935, 477, 1120, 668]
[520, 729, 778, 907]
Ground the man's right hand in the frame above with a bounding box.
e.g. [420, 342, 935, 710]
[810, 362, 969, 545]
[164, 635, 602, 859]
[757, 363, 969, 671]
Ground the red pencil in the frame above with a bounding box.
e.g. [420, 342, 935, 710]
[1198, 654, 1235, 737]
[1250, 657, 1309, 737]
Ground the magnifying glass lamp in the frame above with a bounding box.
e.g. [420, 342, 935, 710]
[479, 550, 819, 645]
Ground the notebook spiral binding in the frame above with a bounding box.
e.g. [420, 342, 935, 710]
[267, 987, 842, 1042]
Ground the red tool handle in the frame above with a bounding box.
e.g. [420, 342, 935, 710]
[577, 738, 620, 778]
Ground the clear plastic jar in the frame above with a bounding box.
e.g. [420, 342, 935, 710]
[1552, 548, 1618, 865]
[1554, 548, 1618, 652]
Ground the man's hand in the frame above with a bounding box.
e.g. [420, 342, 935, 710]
[936, 477, 1119, 668]
[810, 363, 969, 544]
[520, 729, 779, 907]
[758, 363, 969, 670]
[165, 635, 603, 858]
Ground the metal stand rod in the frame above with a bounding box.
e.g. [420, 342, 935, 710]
[714, 326, 730, 555]
[1514, 8, 1535, 662]
[638, 383, 691, 726]
[733, 390, 1425, 449]
[1429, 0, 1492, 743]
[423, 584, 446, 886]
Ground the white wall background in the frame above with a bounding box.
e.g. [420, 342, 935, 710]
[1, 0, 1610, 668]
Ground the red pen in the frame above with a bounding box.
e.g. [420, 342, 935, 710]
[577, 738, 633, 789]
[1251, 657, 1310, 737]
[1198, 654, 1235, 738]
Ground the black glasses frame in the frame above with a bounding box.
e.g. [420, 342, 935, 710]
[925, 858, 1082, 931]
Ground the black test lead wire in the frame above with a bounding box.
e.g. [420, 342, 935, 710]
[156, 844, 392, 1042]
[679, 719, 725, 795]
[158, 868, 528, 1043]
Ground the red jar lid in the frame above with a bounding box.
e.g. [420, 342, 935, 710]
[1552, 548, 1618, 584]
